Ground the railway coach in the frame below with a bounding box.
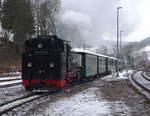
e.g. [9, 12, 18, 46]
[71, 48, 118, 81]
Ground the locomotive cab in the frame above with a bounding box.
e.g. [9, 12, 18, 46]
[22, 35, 69, 91]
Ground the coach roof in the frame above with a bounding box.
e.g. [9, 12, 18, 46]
[71, 48, 118, 60]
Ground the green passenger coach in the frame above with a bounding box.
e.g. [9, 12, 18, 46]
[71, 48, 119, 81]
[85, 54, 97, 77]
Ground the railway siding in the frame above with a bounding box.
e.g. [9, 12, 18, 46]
[142, 72, 150, 81]
[130, 71, 150, 99]
[0, 76, 21, 89]
[0, 72, 21, 77]
[0, 93, 49, 115]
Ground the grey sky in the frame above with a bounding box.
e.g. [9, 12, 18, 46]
[60, 0, 150, 43]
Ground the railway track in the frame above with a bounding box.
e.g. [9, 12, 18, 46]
[0, 92, 49, 115]
[141, 72, 150, 81]
[130, 71, 150, 99]
[0, 76, 21, 89]
[0, 78, 21, 82]
[0, 76, 102, 115]
[0, 84, 86, 115]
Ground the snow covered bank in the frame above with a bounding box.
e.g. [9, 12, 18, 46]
[45, 88, 110, 116]
[102, 70, 134, 82]
[41, 71, 134, 116]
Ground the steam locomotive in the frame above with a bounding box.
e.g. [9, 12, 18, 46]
[22, 35, 120, 92]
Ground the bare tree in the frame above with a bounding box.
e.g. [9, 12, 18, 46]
[101, 45, 108, 55]
[0, 0, 13, 46]
[31, 0, 61, 36]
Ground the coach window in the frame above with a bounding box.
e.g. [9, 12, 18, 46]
[89, 56, 92, 66]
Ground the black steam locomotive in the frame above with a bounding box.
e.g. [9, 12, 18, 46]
[22, 35, 121, 91]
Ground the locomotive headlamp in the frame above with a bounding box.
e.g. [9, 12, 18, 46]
[28, 53, 32, 57]
[27, 62, 32, 68]
[38, 70, 42, 74]
[49, 62, 55, 68]
[37, 43, 43, 48]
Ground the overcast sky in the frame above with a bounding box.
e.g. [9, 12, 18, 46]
[60, 0, 150, 42]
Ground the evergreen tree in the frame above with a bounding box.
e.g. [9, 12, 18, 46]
[0, 0, 2, 26]
[0, 0, 1, 6]
[1, 0, 35, 48]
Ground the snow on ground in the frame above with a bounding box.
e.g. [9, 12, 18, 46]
[0, 76, 21, 81]
[0, 72, 21, 77]
[0, 80, 21, 86]
[0, 85, 30, 105]
[0, 70, 135, 116]
[33, 70, 133, 116]
[44, 88, 110, 116]
[0, 95, 40, 113]
[41, 87, 131, 116]
[1, 72, 21, 75]
[101, 70, 134, 82]
[7, 72, 21, 75]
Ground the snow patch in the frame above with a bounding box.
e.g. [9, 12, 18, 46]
[143, 46, 150, 52]
[0, 80, 21, 86]
[45, 88, 110, 116]
[0, 95, 40, 113]
[72, 48, 118, 60]
[102, 70, 134, 81]
[0, 76, 21, 81]
[0, 72, 21, 75]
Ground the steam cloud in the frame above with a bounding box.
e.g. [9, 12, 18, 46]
[57, 0, 142, 46]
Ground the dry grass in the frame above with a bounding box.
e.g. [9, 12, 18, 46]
[0, 58, 21, 73]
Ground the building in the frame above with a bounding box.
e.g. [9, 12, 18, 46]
[131, 46, 150, 69]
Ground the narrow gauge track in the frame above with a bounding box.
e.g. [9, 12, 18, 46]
[0, 77, 21, 89]
[0, 92, 49, 115]
[131, 71, 150, 95]
[141, 72, 150, 81]
[0, 82, 21, 89]
[0, 82, 90, 115]
[0, 75, 103, 115]
[0, 78, 21, 82]
[0, 73, 21, 77]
